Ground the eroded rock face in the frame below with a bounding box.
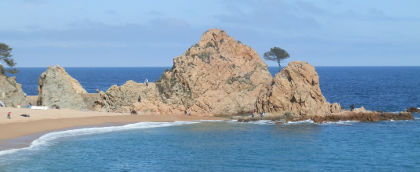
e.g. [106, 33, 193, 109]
[256, 61, 341, 118]
[95, 29, 272, 115]
[37, 66, 89, 110]
[95, 81, 183, 114]
[0, 74, 26, 107]
[96, 29, 341, 117]
[155, 28, 272, 115]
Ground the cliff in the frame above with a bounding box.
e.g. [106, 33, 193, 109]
[37, 66, 91, 110]
[256, 61, 341, 119]
[0, 74, 26, 107]
[97, 28, 272, 115]
[154, 29, 272, 115]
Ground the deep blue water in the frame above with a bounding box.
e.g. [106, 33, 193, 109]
[12, 66, 420, 112]
[1, 67, 419, 171]
[11, 67, 170, 95]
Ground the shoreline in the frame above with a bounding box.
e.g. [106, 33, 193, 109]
[0, 107, 225, 152]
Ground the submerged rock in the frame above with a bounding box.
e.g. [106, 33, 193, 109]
[406, 107, 420, 113]
[238, 110, 413, 123]
[0, 74, 26, 107]
[256, 61, 341, 119]
[309, 111, 413, 123]
[37, 66, 90, 110]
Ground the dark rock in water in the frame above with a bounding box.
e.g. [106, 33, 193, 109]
[237, 111, 414, 123]
[310, 111, 414, 123]
[406, 107, 420, 113]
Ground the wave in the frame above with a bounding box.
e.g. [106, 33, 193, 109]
[198, 120, 225, 122]
[285, 119, 315, 125]
[0, 121, 198, 157]
[320, 120, 358, 125]
[248, 120, 276, 125]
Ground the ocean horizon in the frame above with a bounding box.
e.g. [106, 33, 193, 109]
[0, 66, 419, 171]
[11, 66, 420, 112]
[2, 0, 419, 171]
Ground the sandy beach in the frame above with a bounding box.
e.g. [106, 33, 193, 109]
[0, 107, 224, 150]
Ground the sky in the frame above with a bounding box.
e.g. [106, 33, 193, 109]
[0, 0, 419, 67]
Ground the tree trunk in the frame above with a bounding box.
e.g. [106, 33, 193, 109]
[0, 64, 4, 75]
[277, 60, 282, 72]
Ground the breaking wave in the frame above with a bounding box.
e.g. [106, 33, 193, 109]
[0, 121, 198, 157]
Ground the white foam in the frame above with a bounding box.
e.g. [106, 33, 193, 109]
[248, 120, 276, 125]
[285, 119, 315, 125]
[0, 121, 198, 157]
[198, 120, 224, 122]
[321, 120, 358, 125]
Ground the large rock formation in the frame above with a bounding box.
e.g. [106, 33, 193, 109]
[256, 61, 341, 118]
[96, 28, 273, 115]
[37, 66, 91, 110]
[96, 29, 344, 117]
[153, 29, 272, 115]
[0, 74, 26, 107]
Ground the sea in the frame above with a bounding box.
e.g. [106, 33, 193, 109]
[0, 67, 419, 171]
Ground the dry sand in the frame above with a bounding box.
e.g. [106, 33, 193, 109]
[0, 107, 224, 150]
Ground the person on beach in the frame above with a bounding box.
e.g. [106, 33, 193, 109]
[7, 112, 11, 119]
[184, 110, 187, 116]
[251, 109, 255, 118]
[188, 111, 191, 116]
[350, 104, 355, 111]
[145, 79, 149, 87]
[131, 109, 137, 115]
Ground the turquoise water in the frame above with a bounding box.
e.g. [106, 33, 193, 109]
[1, 119, 419, 171]
[1, 67, 420, 171]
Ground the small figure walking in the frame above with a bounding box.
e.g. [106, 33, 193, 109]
[184, 110, 187, 116]
[7, 112, 11, 119]
[145, 79, 149, 87]
[251, 109, 255, 118]
[350, 104, 355, 111]
[260, 112, 265, 118]
[188, 111, 191, 116]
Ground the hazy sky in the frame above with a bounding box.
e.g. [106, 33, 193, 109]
[1, 0, 419, 67]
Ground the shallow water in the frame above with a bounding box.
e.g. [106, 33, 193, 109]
[0, 119, 419, 171]
[1, 67, 419, 171]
